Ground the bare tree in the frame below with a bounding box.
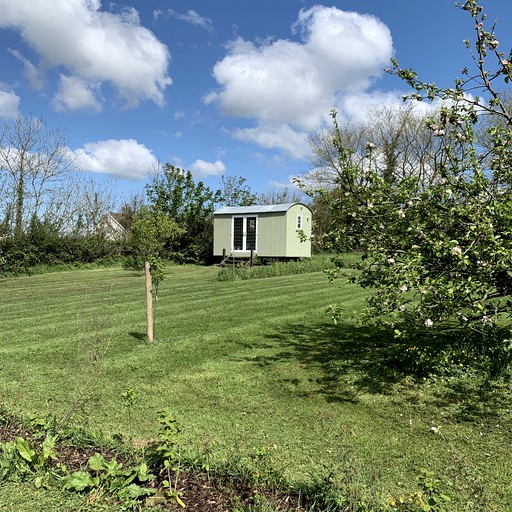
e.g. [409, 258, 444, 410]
[257, 187, 306, 205]
[365, 104, 443, 188]
[46, 173, 118, 235]
[0, 114, 76, 235]
[306, 119, 368, 186]
[304, 104, 444, 191]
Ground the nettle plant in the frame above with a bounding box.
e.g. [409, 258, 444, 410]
[327, 1, 512, 343]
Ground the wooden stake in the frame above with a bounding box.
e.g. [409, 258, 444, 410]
[144, 260, 154, 342]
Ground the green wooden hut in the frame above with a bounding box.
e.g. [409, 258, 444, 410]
[213, 203, 311, 261]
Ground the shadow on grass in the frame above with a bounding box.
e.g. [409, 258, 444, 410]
[238, 320, 512, 423]
[128, 331, 147, 342]
[248, 320, 401, 402]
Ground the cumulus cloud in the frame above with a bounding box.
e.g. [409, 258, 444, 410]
[74, 139, 159, 180]
[206, 5, 395, 157]
[53, 75, 102, 113]
[189, 159, 226, 178]
[0, 86, 20, 119]
[338, 90, 408, 124]
[232, 125, 309, 160]
[1, 0, 171, 110]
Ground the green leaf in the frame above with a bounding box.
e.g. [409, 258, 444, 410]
[62, 471, 99, 491]
[15, 437, 35, 463]
[34, 475, 44, 489]
[41, 434, 57, 463]
[87, 452, 106, 472]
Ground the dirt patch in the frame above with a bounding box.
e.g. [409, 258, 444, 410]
[0, 419, 304, 511]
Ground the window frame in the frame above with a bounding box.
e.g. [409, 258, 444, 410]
[231, 215, 258, 252]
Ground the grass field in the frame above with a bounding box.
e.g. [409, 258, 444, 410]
[1, 264, 511, 510]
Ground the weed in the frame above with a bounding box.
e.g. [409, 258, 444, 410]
[121, 386, 138, 428]
[55, 307, 115, 432]
[387, 469, 451, 512]
[146, 408, 186, 508]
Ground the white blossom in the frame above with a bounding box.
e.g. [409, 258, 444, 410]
[425, 318, 433, 328]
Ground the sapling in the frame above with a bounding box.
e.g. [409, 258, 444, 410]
[130, 207, 183, 342]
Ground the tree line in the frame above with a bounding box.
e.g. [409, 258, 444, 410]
[0, 118, 305, 275]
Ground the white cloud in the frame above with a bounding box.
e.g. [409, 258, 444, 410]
[232, 124, 309, 159]
[74, 139, 158, 180]
[207, 5, 394, 156]
[338, 90, 408, 124]
[8, 48, 45, 90]
[155, 8, 213, 32]
[189, 159, 226, 178]
[0, 86, 20, 119]
[52, 74, 102, 113]
[1, 0, 171, 108]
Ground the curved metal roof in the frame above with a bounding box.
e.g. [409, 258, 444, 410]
[214, 202, 308, 215]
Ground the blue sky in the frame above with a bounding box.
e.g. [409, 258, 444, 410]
[1, 0, 511, 200]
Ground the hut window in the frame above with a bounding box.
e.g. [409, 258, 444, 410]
[233, 218, 244, 250]
[297, 215, 302, 229]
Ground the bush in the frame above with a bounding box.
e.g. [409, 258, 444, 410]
[0, 228, 127, 276]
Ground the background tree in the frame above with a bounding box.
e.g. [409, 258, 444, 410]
[48, 174, 118, 236]
[219, 175, 257, 207]
[257, 187, 305, 205]
[0, 114, 76, 236]
[116, 193, 146, 232]
[302, 104, 445, 251]
[0, 114, 125, 274]
[131, 207, 182, 342]
[146, 164, 221, 264]
[324, 0, 512, 351]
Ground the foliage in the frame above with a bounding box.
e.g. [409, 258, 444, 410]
[130, 206, 182, 292]
[320, 1, 512, 348]
[387, 469, 451, 512]
[115, 194, 145, 232]
[0, 419, 155, 508]
[130, 207, 183, 341]
[130, 206, 181, 262]
[146, 409, 186, 508]
[0, 223, 125, 276]
[146, 164, 221, 264]
[302, 104, 440, 252]
[219, 175, 257, 207]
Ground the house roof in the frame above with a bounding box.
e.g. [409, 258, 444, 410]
[105, 212, 127, 232]
[214, 202, 308, 215]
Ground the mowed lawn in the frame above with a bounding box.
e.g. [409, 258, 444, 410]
[0, 265, 511, 509]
